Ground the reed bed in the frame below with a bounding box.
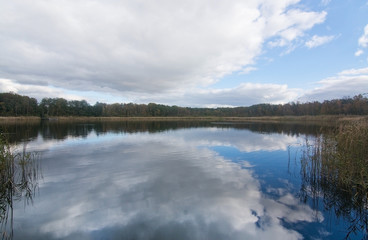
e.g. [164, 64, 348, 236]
[0, 115, 367, 124]
[0, 135, 40, 240]
[300, 119, 368, 239]
[0, 117, 40, 123]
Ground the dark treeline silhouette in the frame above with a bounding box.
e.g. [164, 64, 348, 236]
[1, 92, 368, 117]
[0, 92, 38, 116]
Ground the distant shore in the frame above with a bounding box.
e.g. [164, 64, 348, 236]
[1, 115, 367, 124]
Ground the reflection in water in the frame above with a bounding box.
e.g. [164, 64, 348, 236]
[0, 137, 40, 240]
[0, 120, 327, 144]
[0, 121, 365, 239]
[299, 124, 368, 239]
[13, 130, 319, 240]
[0, 121, 214, 144]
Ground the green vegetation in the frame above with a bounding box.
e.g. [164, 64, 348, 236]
[1, 92, 368, 118]
[0, 93, 38, 116]
[0, 135, 40, 240]
[300, 120, 368, 239]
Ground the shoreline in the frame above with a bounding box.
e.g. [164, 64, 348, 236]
[0, 115, 367, 124]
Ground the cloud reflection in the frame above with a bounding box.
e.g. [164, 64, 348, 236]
[173, 127, 300, 152]
[14, 129, 317, 239]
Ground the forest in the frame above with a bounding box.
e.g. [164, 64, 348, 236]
[0, 92, 368, 117]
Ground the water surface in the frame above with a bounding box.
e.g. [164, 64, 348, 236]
[1, 121, 365, 239]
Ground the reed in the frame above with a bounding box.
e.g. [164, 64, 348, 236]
[0, 117, 40, 123]
[0, 115, 367, 124]
[299, 120, 368, 239]
[0, 134, 40, 240]
[335, 121, 368, 191]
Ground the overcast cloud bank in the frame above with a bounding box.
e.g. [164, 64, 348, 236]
[0, 0, 367, 107]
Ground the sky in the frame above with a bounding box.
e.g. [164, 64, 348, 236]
[0, 0, 368, 107]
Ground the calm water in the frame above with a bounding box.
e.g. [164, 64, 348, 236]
[1, 121, 366, 239]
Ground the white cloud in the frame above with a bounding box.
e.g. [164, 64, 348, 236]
[0, 78, 92, 102]
[355, 24, 368, 57]
[0, 78, 75, 99]
[358, 24, 368, 48]
[3, 66, 366, 108]
[265, 8, 327, 49]
[338, 67, 368, 75]
[355, 49, 364, 56]
[179, 128, 301, 152]
[321, 0, 331, 6]
[0, 0, 327, 98]
[240, 66, 258, 74]
[132, 82, 301, 107]
[305, 35, 335, 48]
[300, 67, 368, 101]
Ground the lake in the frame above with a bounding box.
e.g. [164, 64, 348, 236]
[1, 121, 366, 240]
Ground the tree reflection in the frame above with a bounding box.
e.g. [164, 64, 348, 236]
[299, 122, 368, 239]
[0, 135, 41, 240]
[0, 120, 331, 144]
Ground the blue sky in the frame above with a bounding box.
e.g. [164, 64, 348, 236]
[0, 0, 367, 107]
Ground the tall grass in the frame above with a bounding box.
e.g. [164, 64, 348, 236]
[336, 121, 368, 190]
[300, 120, 368, 239]
[0, 134, 40, 240]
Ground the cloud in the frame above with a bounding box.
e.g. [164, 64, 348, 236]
[240, 66, 258, 75]
[0, 0, 327, 97]
[338, 67, 368, 75]
[356, 24, 368, 57]
[266, 8, 327, 50]
[0, 78, 115, 103]
[300, 67, 368, 101]
[175, 128, 300, 152]
[190, 83, 300, 107]
[16, 129, 320, 239]
[131, 82, 301, 107]
[320, 0, 331, 6]
[0, 78, 83, 100]
[358, 24, 368, 48]
[305, 35, 335, 48]
[355, 49, 364, 56]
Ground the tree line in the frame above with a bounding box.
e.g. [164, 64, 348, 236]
[0, 92, 368, 117]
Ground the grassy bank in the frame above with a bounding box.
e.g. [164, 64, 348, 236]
[220, 115, 368, 124]
[0, 117, 41, 123]
[1, 115, 368, 124]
